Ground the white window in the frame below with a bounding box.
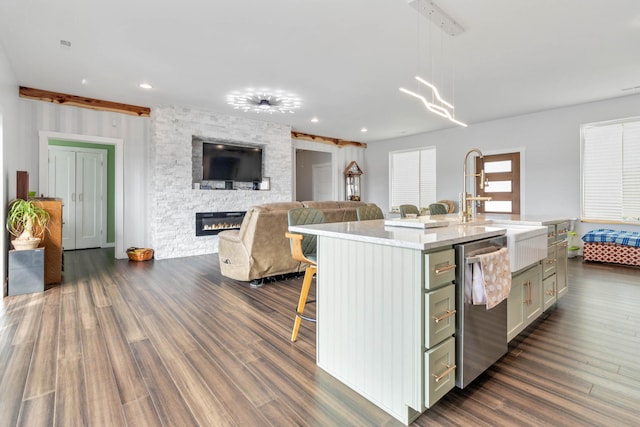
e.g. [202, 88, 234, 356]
[581, 118, 640, 223]
[389, 147, 436, 211]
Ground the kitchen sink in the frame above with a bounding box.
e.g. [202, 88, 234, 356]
[493, 223, 547, 272]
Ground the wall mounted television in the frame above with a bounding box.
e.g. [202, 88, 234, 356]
[202, 142, 263, 183]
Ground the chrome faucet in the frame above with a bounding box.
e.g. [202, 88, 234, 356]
[461, 148, 492, 223]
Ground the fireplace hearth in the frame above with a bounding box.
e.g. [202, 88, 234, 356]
[196, 211, 246, 236]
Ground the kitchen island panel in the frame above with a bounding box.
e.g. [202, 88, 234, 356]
[317, 236, 425, 424]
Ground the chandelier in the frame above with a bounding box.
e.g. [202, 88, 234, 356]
[226, 89, 302, 114]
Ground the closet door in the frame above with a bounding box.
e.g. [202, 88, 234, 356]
[48, 147, 106, 250]
[49, 149, 77, 249]
[75, 151, 103, 249]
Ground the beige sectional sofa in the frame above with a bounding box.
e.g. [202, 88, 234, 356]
[218, 200, 374, 284]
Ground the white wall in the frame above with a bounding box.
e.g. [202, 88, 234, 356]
[18, 99, 149, 255]
[292, 139, 366, 202]
[295, 150, 331, 200]
[365, 93, 640, 238]
[0, 42, 19, 296]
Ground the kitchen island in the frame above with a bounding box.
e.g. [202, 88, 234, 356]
[290, 214, 570, 425]
[289, 219, 507, 425]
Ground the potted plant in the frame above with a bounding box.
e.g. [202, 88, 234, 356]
[6, 199, 49, 250]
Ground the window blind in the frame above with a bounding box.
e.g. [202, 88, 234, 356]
[582, 119, 640, 223]
[389, 147, 436, 210]
[623, 122, 640, 221]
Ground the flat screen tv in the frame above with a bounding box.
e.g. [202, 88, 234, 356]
[202, 142, 263, 182]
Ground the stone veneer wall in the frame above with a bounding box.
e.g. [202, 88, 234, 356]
[150, 105, 292, 259]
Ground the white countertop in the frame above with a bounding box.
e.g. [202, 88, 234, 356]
[289, 219, 507, 251]
[447, 213, 573, 226]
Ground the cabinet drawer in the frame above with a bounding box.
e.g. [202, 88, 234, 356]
[556, 221, 570, 241]
[425, 284, 456, 348]
[425, 336, 456, 408]
[543, 274, 557, 311]
[424, 249, 455, 290]
[543, 244, 556, 279]
[546, 225, 557, 246]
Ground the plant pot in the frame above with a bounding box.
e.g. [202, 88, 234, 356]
[11, 238, 41, 251]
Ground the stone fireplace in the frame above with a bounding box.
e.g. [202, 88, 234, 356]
[149, 105, 293, 259]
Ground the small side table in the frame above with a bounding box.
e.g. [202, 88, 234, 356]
[9, 248, 45, 296]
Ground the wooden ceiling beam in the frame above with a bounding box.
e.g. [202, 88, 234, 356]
[18, 88, 368, 145]
[291, 131, 367, 149]
[19, 86, 151, 117]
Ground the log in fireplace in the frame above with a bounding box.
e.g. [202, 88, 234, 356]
[195, 211, 246, 236]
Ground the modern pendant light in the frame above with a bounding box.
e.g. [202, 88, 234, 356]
[401, 0, 467, 127]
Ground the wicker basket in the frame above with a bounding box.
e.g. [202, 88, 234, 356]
[126, 247, 154, 261]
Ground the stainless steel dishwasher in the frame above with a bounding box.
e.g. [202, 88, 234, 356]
[454, 234, 508, 388]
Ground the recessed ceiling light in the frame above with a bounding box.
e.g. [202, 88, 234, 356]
[81, 78, 88, 85]
[311, 117, 319, 123]
[139, 83, 153, 89]
[361, 127, 368, 132]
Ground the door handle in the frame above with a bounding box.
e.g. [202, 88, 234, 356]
[71, 193, 76, 202]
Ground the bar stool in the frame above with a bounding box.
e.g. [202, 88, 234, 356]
[286, 208, 325, 342]
[399, 204, 420, 217]
[356, 205, 384, 220]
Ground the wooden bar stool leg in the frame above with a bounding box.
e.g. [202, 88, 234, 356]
[291, 265, 316, 342]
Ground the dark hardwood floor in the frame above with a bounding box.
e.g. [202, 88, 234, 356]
[1, 249, 639, 426]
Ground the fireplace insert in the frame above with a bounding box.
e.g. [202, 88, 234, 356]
[195, 211, 245, 236]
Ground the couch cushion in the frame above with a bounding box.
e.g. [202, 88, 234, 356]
[335, 201, 368, 208]
[254, 202, 304, 212]
[302, 201, 341, 209]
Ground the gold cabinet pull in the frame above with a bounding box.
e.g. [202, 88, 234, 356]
[524, 280, 532, 305]
[433, 364, 456, 383]
[559, 241, 568, 248]
[434, 264, 456, 275]
[546, 258, 556, 264]
[433, 309, 456, 324]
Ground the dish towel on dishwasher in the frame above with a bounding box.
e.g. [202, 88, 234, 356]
[468, 247, 512, 309]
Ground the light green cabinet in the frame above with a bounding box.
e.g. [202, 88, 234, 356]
[507, 263, 543, 342]
[423, 249, 456, 407]
[424, 284, 456, 348]
[543, 274, 557, 311]
[507, 220, 570, 342]
[425, 336, 455, 407]
[556, 240, 568, 299]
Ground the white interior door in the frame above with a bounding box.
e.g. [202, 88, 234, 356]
[49, 149, 76, 249]
[48, 146, 106, 250]
[312, 163, 332, 201]
[76, 151, 103, 249]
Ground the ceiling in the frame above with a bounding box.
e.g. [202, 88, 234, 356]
[1, 1, 639, 143]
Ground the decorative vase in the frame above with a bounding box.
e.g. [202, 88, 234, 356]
[11, 238, 41, 251]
